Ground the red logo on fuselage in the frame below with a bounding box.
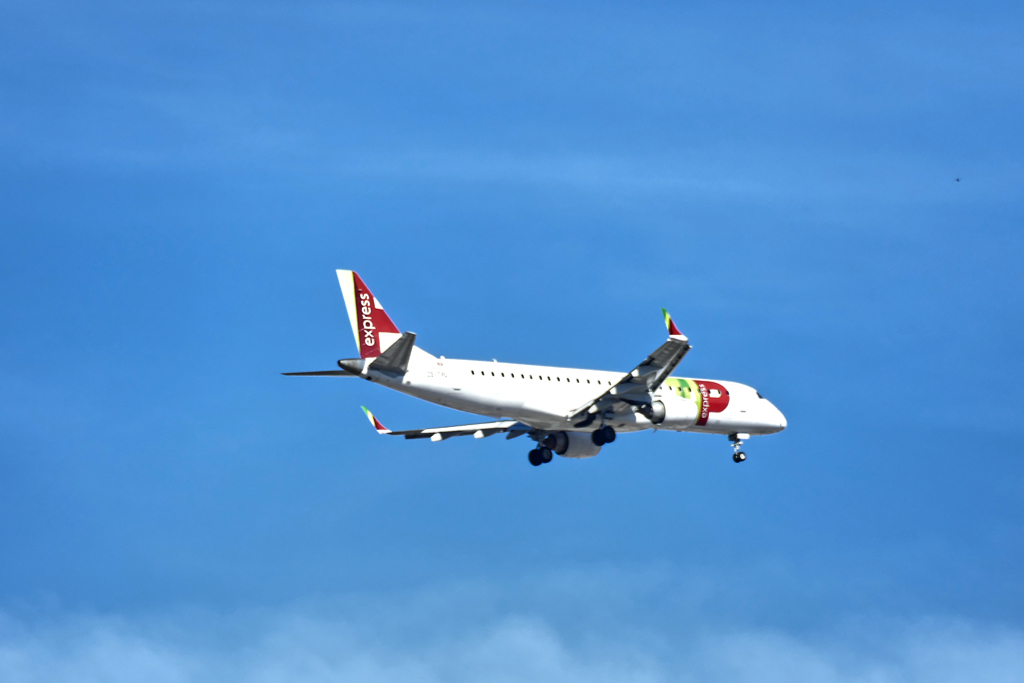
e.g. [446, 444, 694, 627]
[695, 380, 730, 426]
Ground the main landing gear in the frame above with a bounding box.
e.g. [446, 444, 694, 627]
[591, 426, 616, 446]
[529, 426, 616, 466]
[730, 433, 748, 463]
[528, 448, 553, 467]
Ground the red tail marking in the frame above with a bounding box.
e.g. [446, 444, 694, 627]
[352, 272, 400, 358]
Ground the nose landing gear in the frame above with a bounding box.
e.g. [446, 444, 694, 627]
[729, 433, 749, 463]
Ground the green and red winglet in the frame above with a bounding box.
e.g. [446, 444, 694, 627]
[361, 406, 391, 434]
[661, 308, 684, 337]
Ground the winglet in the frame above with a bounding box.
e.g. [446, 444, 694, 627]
[361, 406, 391, 434]
[661, 308, 685, 338]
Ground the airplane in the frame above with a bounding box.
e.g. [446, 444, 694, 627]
[285, 270, 787, 466]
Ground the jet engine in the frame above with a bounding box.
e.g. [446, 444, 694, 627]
[542, 431, 602, 459]
[639, 399, 698, 428]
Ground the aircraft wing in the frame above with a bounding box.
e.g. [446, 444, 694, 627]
[567, 309, 691, 424]
[361, 407, 532, 441]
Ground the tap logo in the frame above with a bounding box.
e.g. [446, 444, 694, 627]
[694, 380, 730, 426]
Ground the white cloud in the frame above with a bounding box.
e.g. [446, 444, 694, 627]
[1, 587, 1023, 683]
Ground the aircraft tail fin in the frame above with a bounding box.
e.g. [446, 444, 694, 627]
[337, 270, 402, 358]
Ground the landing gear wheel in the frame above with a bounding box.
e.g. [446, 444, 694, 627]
[600, 426, 616, 443]
[540, 447, 553, 463]
[591, 430, 606, 446]
[729, 433, 748, 463]
[528, 449, 543, 466]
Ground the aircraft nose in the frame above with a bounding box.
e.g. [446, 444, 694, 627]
[774, 404, 787, 431]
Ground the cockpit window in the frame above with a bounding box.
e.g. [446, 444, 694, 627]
[756, 391, 764, 399]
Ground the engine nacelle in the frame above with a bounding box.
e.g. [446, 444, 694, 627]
[640, 399, 698, 429]
[642, 400, 667, 424]
[542, 431, 602, 459]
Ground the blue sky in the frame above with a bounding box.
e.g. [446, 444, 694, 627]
[2, 1, 1023, 680]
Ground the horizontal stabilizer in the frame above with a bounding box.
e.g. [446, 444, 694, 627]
[282, 370, 357, 377]
[369, 331, 417, 374]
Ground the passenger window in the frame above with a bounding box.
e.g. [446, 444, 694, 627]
[710, 389, 721, 398]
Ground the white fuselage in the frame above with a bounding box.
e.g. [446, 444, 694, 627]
[363, 349, 786, 436]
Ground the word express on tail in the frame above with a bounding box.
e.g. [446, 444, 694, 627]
[337, 270, 401, 358]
